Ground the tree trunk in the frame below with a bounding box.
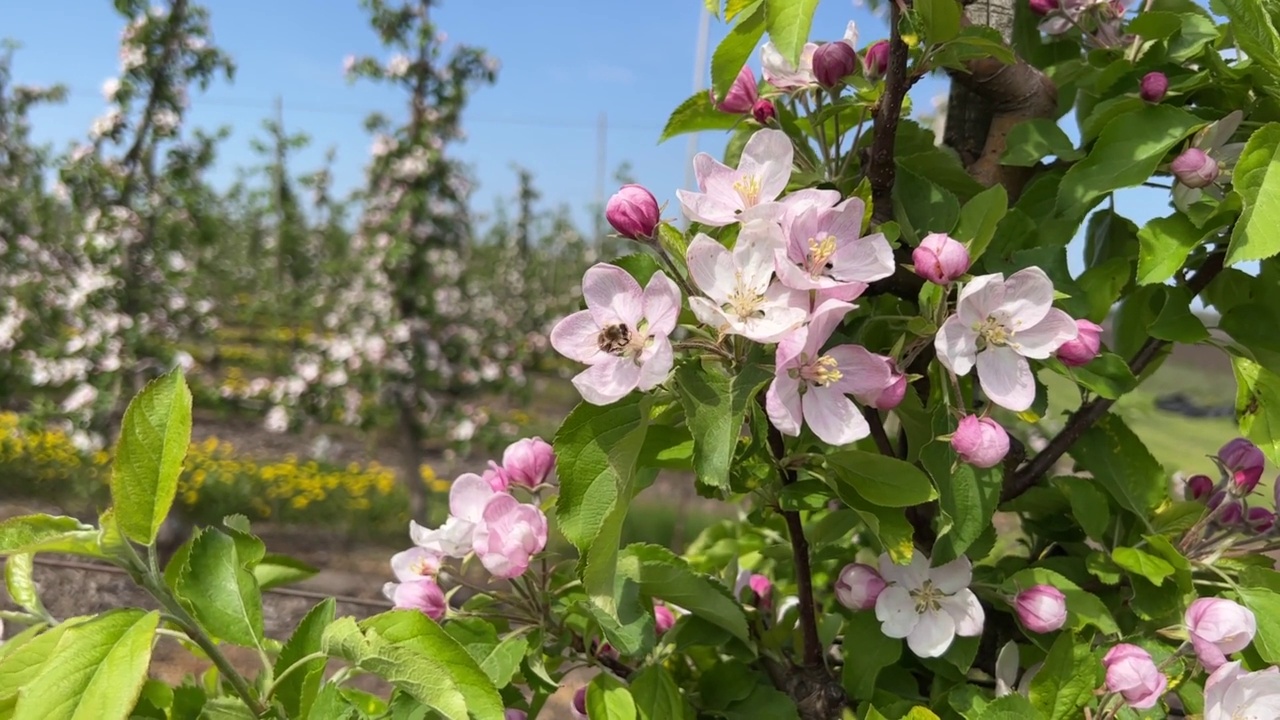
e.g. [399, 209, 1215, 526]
[943, 0, 1018, 168]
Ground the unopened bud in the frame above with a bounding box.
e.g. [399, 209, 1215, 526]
[1186, 474, 1214, 501]
[1029, 0, 1059, 16]
[911, 232, 970, 285]
[711, 66, 758, 115]
[1248, 507, 1276, 533]
[813, 41, 860, 88]
[1171, 148, 1220, 189]
[863, 40, 890, 80]
[952, 415, 1010, 469]
[751, 98, 776, 125]
[1140, 72, 1168, 103]
[1057, 319, 1103, 367]
[605, 184, 660, 241]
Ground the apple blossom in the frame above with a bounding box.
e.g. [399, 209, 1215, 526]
[677, 129, 793, 226]
[1140, 71, 1168, 102]
[1103, 644, 1167, 710]
[687, 220, 808, 342]
[482, 460, 509, 492]
[813, 41, 859, 88]
[765, 299, 893, 445]
[1220, 438, 1265, 494]
[1056, 319, 1103, 367]
[1250, 507, 1276, 533]
[1014, 585, 1067, 633]
[862, 356, 906, 411]
[549, 263, 681, 406]
[1172, 148, 1219, 189]
[874, 552, 984, 658]
[471, 494, 548, 579]
[382, 578, 446, 621]
[911, 233, 970, 285]
[655, 604, 675, 635]
[605, 185, 661, 240]
[1187, 474, 1215, 501]
[863, 40, 889, 80]
[951, 415, 1010, 469]
[835, 563, 886, 610]
[711, 65, 758, 114]
[761, 34, 818, 90]
[1172, 111, 1245, 211]
[1203, 661, 1280, 720]
[390, 546, 442, 581]
[752, 98, 775, 124]
[410, 472, 498, 557]
[773, 195, 894, 302]
[1186, 597, 1257, 671]
[935, 267, 1079, 412]
[501, 436, 555, 488]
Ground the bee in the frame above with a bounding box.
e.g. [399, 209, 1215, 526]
[597, 323, 632, 354]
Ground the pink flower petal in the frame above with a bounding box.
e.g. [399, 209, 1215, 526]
[583, 264, 644, 329]
[804, 299, 856, 355]
[765, 374, 803, 437]
[550, 310, 605, 363]
[450, 473, 498, 522]
[998, 266, 1055, 330]
[824, 344, 890, 402]
[1015, 308, 1078, 359]
[935, 317, 979, 376]
[687, 235, 736, 303]
[642, 272, 682, 337]
[572, 355, 642, 406]
[977, 346, 1036, 412]
[830, 233, 895, 284]
[802, 386, 866, 446]
[637, 337, 674, 391]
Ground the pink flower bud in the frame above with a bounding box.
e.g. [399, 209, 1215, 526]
[748, 574, 773, 610]
[1186, 474, 1215, 501]
[751, 98, 776, 125]
[471, 495, 548, 579]
[1015, 585, 1068, 633]
[1186, 597, 1257, 671]
[1220, 438, 1265, 476]
[605, 184, 660, 240]
[505, 711, 528, 720]
[813, 41, 860, 88]
[1233, 467, 1263, 495]
[482, 460, 509, 492]
[383, 578, 447, 621]
[1103, 644, 1167, 710]
[711, 65, 759, 115]
[572, 686, 589, 718]
[654, 603, 675, 635]
[1056, 319, 1103, 367]
[952, 415, 1010, 469]
[874, 365, 907, 410]
[1219, 500, 1243, 525]
[835, 563, 886, 610]
[911, 232, 970, 285]
[501, 436, 555, 488]
[1140, 72, 1168, 102]
[1029, 0, 1059, 15]
[1171, 148, 1220, 188]
[863, 40, 890, 80]
[1248, 507, 1275, 533]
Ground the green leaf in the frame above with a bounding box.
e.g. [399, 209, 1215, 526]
[920, 409, 1000, 563]
[0, 515, 92, 555]
[1001, 119, 1081, 166]
[588, 673, 637, 720]
[0, 622, 71, 702]
[721, 684, 799, 720]
[932, 26, 1016, 69]
[619, 543, 750, 644]
[1238, 586, 1280, 664]
[110, 370, 192, 545]
[1057, 105, 1204, 216]
[1068, 413, 1166, 523]
[174, 528, 264, 648]
[1221, 302, 1280, 371]
[847, 500, 916, 565]
[253, 554, 318, 591]
[1005, 568, 1119, 634]
[1127, 10, 1184, 39]
[977, 694, 1039, 719]
[1232, 357, 1280, 465]
[13, 609, 158, 720]
[1136, 212, 1223, 285]
[1226, 124, 1280, 265]
[841, 611, 902, 700]
[953, 184, 1008, 263]
[894, 164, 960, 242]
[611, 253, 661, 287]
[1058, 479, 1111, 542]
[1063, 353, 1138, 400]
[554, 396, 653, 654]
[1218, 0, 1280, 94]
[631, 665, 691, 720]
[826, 450, 939, 507]
[1112, 547, 1176, 586]
[323, 611, 504, 720]
[1149, 286, 1210, 343]
[725, 0, 759, 21]
[659, 91, 741, 143]
[675, 361, 772, 491]
[4, 554, 44, 618]
[712, 3, 766, 101]
[764, 0, 819, 66]
[918, 0, 962, 43]
[272, 598, 334, 718]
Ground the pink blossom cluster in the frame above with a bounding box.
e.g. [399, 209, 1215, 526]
[1184, 437, 1277, 536]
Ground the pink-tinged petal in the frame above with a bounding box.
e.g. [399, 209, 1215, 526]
[412, 516, 475, 558]
[935, 316, 979, 376]
[977, 346, 1035, 412]
[740, 286, 808, 343]
[1204, 662, 1245, 712]
[957, 273, 1006, 326]
[875, 586, 918, 638]
[739, 129, 794, 205]
[778, 188, 841, 221]
[765, 374, 803, 437]
[573, 356, 642, 406]
[676, 187, 738, 227]
[878, 551, 929, 589]
[391, 546, 442, 581]
[775, 325, 808, 373]
[775, 248, 826, 291]
[636, 337, 674, 391]
[687, 234, 736, 302]
[826, 197, 867, 240]
[1014, 308, 1078, 359]
[409, 520, 433, 546]
[642, 271, 682, 337]
[817, 283, 867, 304]
[688, 296, 730, 336]
[737, 220, 787, 293]
[824, 344, 891, 403]
[804, 299, 856, 354]
[930, 555, 973, 593]
[582, 264, 644, 329]
[550, 310, 604, 363]
[997, 266, 1055, 330]
[1193, 633, 1230, 672]
[831, 233, 895, 284]
[450, 473, 498, 522]
[803, 386, 867, 446]
[940, 588, 985, 637]
[786, 207, 823, 256]
[908, 608, 957, 658]
[691, 152, 731, 192]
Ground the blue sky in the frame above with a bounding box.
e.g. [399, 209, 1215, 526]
[6, 1, 946, 230]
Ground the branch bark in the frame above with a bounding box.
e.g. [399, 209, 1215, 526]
[869, 1, 910, 224]
[1001, 252, 1226, 503]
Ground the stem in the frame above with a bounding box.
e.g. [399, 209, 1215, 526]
[863, 406, 897, 459]
[868, 0, 910, 223]
[263, 650, 329, 701]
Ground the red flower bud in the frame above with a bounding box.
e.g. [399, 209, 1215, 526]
[751, 98, 776, 125]
[863, 40, 890, 80]
[1140, 72, 1168, 103]
[711, 66, 758, 115]
[813, 41, 860, 88]
[1057, 319, 1103, 367]
[605, 184, 660, 240]
[1186, 474, 1214, 501]
[1029, 0, 1059, 16]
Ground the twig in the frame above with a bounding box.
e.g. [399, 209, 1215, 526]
[868, 1, 910, 224]
[862, 407, 896, 459]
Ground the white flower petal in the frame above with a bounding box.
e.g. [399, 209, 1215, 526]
[583, 264, 645, 329]
[642, 272, 682, 338]
[550, 310, 605, 363]
[636, 337, 673, 391]
[929, 555, 972, 593]
[939, 588, 985, 637]
[736, 220, 786, 292]
[802, 386, 866, 446]
[573, 356, 643, 405]
[935, 317, 979, 376]
[687, 234, 736, 302]
[765, 374, 804, 438]
[874, 585, 918, 638]
[739, 130, 794, 206]
[878, 551, 929, 589]
[957, 273, 1005, 326]
[908, 608, 957, 658]
[997, 266, 1054, 330]
[977, 346, 1035, 412]
[831, 233, 895, 284]
[688, 296, 730, 335]
[1014, 308, 1078, 359]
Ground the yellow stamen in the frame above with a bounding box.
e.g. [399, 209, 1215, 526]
[733, 175, 762, 208]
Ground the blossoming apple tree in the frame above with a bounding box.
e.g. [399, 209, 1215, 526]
[5, 0, 1280, 718]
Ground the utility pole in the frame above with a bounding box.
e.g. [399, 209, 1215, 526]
[683, 4, 712, 229]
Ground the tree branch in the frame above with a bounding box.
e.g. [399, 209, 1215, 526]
[869, 1, 909, 224]
[1002, 252, 1226, 503]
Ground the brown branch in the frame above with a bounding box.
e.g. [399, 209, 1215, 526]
[862, 406, 896, 458]
[1002, 252, 1226, 503]
[868, 1, 910, 224]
